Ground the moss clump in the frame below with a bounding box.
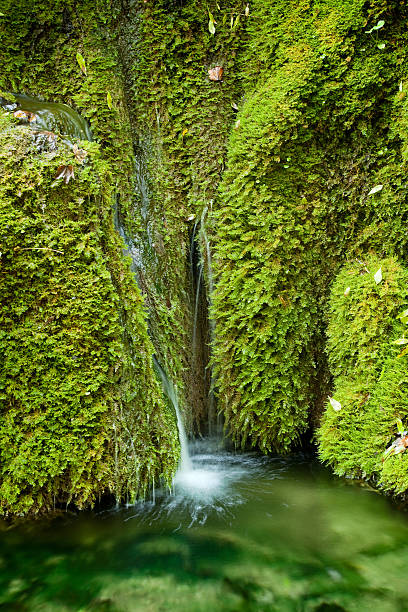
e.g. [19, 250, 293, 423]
[318, 255, 408, 493]
[0, 113, 178, 516]
[212, 0, 408, 452]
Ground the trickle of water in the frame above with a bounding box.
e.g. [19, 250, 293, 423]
[152, 358, 227, 503]
[199, 206, 216, 434]
[153, 357, 192, 472]
[1, 93, 92, 141]
[191, 264, 203, 360]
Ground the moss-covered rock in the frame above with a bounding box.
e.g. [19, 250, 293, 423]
[212, 0, 408, 452]
[318, 255, 408, 493]
[0, 112, 178, 516]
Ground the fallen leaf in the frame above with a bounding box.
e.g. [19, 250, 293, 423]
[76, 51, 87, 75]
[374, 267, 382, 284]
[54, 165, 75, 184]
[107, 91, 113, 109]
[245, 4, 250, 16]
[383, 433, 408, 460]
[14, 109, 37, 122]
[208, 66, 223, 81]
[328, 397, 342, 412]
[72, 144, 87, 163]
[208, 11, 216, 35]
[368, 184, 383, 196]
[344, 286, 351, 296]
[35, 130, 57, 143]
[397, 419, 405, 435]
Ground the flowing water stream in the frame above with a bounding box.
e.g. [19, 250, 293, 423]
[0, 93, 92, 141]
[2, 444, 408, 611]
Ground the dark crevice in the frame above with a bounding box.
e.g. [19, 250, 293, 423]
[188, 222, 215, 436]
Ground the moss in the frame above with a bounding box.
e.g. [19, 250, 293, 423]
[212, 0, 408, 452]
[2, 0, 408, 510]
[317, 255, 408, 491]
[0, 110, 178, 516]
[116, 0, 246, 431]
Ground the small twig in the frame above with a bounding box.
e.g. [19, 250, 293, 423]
[20, 247, 64, 254]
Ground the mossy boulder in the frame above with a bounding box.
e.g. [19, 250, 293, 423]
[318, 255, 408, 494]
[212, 0, 408, 452]
[0, 112, 178, 516]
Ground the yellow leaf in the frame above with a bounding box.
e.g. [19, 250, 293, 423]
[76, 52, 87, 76]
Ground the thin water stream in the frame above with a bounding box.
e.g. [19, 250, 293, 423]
[1, 93, 92, 141]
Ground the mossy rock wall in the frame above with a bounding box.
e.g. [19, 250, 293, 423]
[0, 0, 181, 516]
[0, 113, 178, 516]
[2, 0, 408, 514]
[211, 0, 408, 452]
[317, 255, 408, 495]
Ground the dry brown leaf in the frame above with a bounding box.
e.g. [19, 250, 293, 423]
[55, 164, 75, 184]
[36, 130, 57, 144]
[14, 109, 37, 122]
[72, 143, 87, 163]
[208, 66, 223, 81]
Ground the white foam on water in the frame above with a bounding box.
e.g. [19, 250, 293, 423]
[174, 467, 222, 498]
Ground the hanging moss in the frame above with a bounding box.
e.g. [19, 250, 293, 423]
[211, 0, 408, 452]
[317, 254, 408, 492]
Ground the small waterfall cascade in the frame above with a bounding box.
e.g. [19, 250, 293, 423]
[153, 357, 192, 473]
[0, 93, 92, 141]
[153, 356, 222, 499]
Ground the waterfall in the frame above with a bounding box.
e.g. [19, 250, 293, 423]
[153, 357, 192, 473]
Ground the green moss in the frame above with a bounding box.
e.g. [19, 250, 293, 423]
[0, 111, 178, 516]
[212, 0, 408, 452]
[2, 0, 408, 509]
[317, 255, 408, 491]
[117, 0, 246, 430]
